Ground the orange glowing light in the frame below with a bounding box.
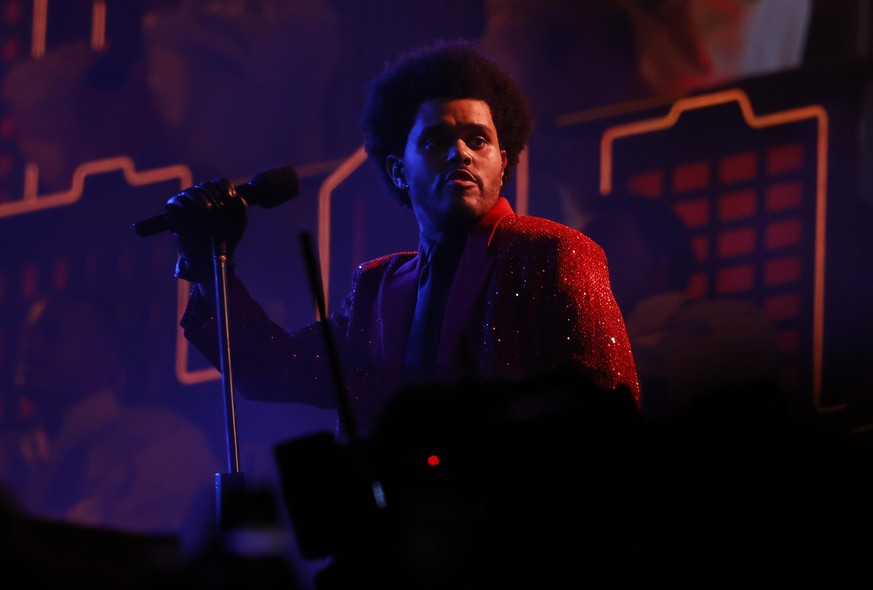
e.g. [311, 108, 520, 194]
[598, 87, 833, 413]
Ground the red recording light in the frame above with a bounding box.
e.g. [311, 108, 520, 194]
[426, 454, 440, 467]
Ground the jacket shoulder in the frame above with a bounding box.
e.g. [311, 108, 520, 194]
[356, 251, 417, 273]
[496, 214, 604, 255]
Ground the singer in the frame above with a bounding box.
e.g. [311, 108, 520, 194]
[165, 39, 640, 435]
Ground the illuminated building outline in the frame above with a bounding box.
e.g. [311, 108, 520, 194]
[599, 88, 836, 413]
[30, 0, 106, 59]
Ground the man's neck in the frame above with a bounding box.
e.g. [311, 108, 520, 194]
[420, 220, 476, 247]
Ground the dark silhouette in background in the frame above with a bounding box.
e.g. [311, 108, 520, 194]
[270, 369, 873, 589]
[360, 370, 641, 589]
[632, 379, 873, 588]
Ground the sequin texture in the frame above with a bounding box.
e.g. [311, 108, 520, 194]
[181, 207, 640, 435]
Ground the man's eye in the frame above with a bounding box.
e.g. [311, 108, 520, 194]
[468, 137, 487, 148]
[423, 137, 445, 150]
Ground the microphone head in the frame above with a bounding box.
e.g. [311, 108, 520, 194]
[245, 164, 300, 208]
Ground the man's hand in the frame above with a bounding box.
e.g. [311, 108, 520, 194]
[165, 178, 249, 284]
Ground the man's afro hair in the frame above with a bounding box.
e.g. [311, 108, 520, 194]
[360, 39, 533, 207]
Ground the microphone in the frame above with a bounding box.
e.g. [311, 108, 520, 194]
[133, 164, 300, 237]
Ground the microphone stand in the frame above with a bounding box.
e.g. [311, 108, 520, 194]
[299, 232, 358, 444]
[211, 234, 246, 536]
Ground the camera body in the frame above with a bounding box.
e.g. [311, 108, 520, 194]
[273, 374, 641, 588]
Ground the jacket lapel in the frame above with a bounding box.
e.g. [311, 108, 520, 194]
[437, 198, 514, 368]
[379, 252, 420, 372]
[379, 197, 515, 379]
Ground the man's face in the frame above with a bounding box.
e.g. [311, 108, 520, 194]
[388, 98, 507, 241]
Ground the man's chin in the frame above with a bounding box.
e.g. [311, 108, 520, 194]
[428, 190, 497, 232]
[460, 192, 499, 217]
[450, 196, 486, 220]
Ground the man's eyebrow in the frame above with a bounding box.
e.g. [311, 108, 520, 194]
[419, 121, 495, 135]
[464, 122, 494, 134]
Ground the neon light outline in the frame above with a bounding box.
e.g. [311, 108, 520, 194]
[91, 0, 106, 51]
[317, 146, 368, 316]
[31, 0, 47, 58]
[0, 156, 192, 218]
[0, 156, 207, 385]
[29, 0, 107, 58]
[599, 88, 837, 413]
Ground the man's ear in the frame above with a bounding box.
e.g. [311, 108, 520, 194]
[386, 155, 407, 189]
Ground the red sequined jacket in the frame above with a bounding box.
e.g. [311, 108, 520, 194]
[181, 198, 640, 432]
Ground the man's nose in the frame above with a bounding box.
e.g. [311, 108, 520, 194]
[447, 140, 472, 165]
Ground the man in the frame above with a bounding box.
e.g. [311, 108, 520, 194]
[167, 40, 639, 436]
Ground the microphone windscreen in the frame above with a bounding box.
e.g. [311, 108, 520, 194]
[244, 164, 300, 208]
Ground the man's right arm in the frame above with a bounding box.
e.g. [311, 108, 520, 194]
[164, 177, 342, 410]
[181, 278, 340, 409]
